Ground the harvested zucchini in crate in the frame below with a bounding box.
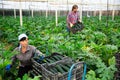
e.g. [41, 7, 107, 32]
[55, 65, 64, 74]
[61, 64, 70, 72]
[50, 57, 57, 62]
[33, 53, 65, 64]
[57, 55, 63, 60]
[49, 67, 58, 74]
[53, 56, 61, 61]
[45, 58, 54, 63]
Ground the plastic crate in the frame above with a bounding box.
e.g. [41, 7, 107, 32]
[41, 58, 83, 80]
[29, 69, 42, 78]
[71, 22, 84, 33]
[115, 53, 120, 70]
[115, 53, 120, 60]
[116, 59, 120, 64]
[31, 53, 69, 77]
[33, 52, 66, 64]
[31, 56, 70, 74]
[32, 53, 67, 70]
[116, 59, 120, 70]
[114, 71, 120, 80]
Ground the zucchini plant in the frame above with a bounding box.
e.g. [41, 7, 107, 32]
[0, 16, 119, 80]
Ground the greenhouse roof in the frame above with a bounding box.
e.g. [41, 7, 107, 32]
[0, 0, 120, 11]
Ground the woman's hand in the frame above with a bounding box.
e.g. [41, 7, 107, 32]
[6, 64, 12, 71]
[70, 23, 73, 27]
[78, 19, 81, 23]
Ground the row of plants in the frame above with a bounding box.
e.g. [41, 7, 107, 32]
[0, 15, 120, 80]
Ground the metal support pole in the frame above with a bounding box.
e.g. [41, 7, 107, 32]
[14, 7, 16, 18]
[19, 0, 23, 26]
[112, 10, 115, 20]
[80, 0, 82, 22]
[46, 0, 48, 18]
[112, 0, 115, 21]
[99, 0, 102, 21]
[31, 9, 33, 18]
[55, 9, 58, 26]
[106, 0, 109, 27]
[2, 2, 4, 17]
[99, 10, 102, 21]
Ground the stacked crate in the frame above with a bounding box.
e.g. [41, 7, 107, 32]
[115, 52, 120, 80]
[31, 53, 84, 80]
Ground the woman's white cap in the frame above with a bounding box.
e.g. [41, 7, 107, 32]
[18, 33, 28, 41]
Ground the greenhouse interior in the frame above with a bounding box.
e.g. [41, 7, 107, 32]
[0, 0, 120, 80]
